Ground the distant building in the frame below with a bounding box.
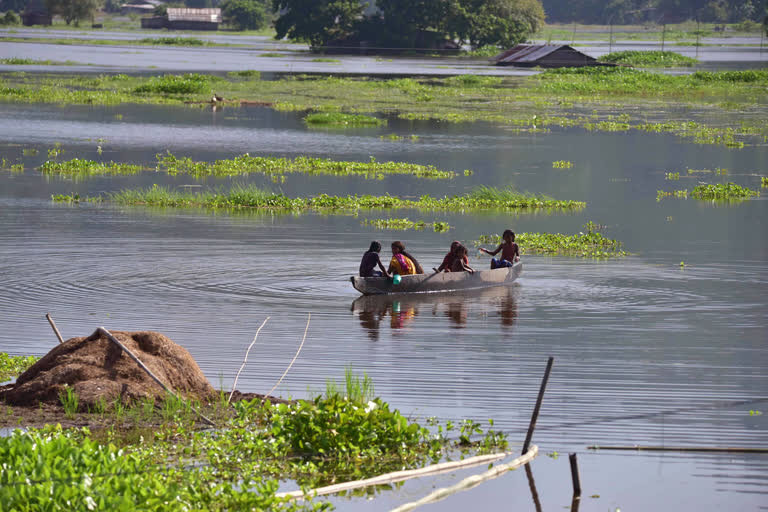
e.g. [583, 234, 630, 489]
[141, 7, 221, 31]
[22, 0, 51, 26]
[493, 44, 608, 68]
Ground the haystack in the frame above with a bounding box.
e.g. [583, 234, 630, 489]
[2, 330, 215, 408]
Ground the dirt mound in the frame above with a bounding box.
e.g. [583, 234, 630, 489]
[2, 330, 215, 408]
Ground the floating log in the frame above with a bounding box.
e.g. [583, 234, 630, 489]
[276, 449, 522, 500]
[390, 445, 539, 512]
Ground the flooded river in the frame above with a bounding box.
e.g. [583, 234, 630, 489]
[1, 82, 767, 509]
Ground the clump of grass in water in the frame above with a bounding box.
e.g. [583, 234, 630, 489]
[41, 158, 143, 176]
[657, 189, 689, 201]
[311, 58, 340, 63]
[155, 152, 454, 179]
[133, 74, 213, 95]
[552, 160, 573, 168]
[762, 177, 768, 187]
[665, 172, 680, 180]
[304, 112, 386, 127]
[474, 221, 626, 258]
[140, 37, 206, 46]
[227, 69, 261, 79]
[599, 50, 698, 67]
[0, 352, 39, 381]
[55, 184, 584, 212]
[691, 182, 760, 199]
[362, 218, 451, 232]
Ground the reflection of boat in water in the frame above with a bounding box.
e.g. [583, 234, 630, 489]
[351, 285, 519, 337]
[350, 262, 522, 296]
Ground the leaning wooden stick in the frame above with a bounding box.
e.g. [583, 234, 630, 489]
[588, 445, 768, 453]
[522, 356, 554, 455]
[390, 445, 539, 512]
[276, 449, 519, 500]
[46, 313, 64, 344]
[263, 313, 310, 402]
[228, 317, 270, 404]
[96, 327, 215, 427]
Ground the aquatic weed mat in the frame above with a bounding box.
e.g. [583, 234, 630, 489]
[1, 69, 767, 147]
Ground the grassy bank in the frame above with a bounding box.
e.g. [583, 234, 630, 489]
[0, 365, 508, 511]
[2, 69, 765, 148]
[52, 184, 585, 212]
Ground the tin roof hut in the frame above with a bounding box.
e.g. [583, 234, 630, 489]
[493, 44, 607, 68]
[22, 0, 52, 26]
[166, 7, 220, 30]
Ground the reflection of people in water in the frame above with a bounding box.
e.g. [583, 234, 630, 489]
[445, 301, 468, 328]
[389, 300, 417, 329]
[500, 291, 518, 328]
[357, 309, 383, 341]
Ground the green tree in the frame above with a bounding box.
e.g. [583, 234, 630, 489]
[45, 0, 102, 24]
[272, 0, 363, 46]
[222, 0, 268, 30]
[375, 0, 458, 46]
[460, 0, 545, 48]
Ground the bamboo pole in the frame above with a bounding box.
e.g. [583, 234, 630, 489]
[522, 356, 554, 455]
[525, 465, 543, 512]
[588, 445, 768, 453]
[390, 445, 539, 512]
[276, 449, 520, 500]
[96, 327, 215, 427]
[46, 313, 64, 344]
[228, 317, 270, 404]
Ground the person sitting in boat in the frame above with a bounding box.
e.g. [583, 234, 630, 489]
[359, 241, 389, 277]
[435, 241, 467, 273]
[388, 241, 424, 275]
[449, 244, 475, 274]
[479, 229, 520, 269]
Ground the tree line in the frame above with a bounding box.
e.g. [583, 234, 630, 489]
[542, 0, 766, 24]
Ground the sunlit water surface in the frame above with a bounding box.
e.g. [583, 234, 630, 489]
[0, 101, 766, 511]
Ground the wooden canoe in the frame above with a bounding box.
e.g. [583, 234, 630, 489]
[350, 261, 522, 296]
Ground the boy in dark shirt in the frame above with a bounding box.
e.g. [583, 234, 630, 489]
[359, 241, 389, 277]
[479, 230, 520, 269]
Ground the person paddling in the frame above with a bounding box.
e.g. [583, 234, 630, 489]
[388, 241, 424, 275]
[479, 229, 520, 269]
[359, 241, 389, 277]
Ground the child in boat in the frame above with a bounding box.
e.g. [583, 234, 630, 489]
[435, 241, 462, 273]
[449, 244, 474, 273]
[479, 230, 520, 269]
[388, 241, 424, 275]
[359, 241, 389, 277]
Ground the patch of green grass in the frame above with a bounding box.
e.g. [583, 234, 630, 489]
[133, 74, 214, 95]
[657, 189, 689, 201]
[461, 46, 501, 58]
[227, 70, 261, 79]
[474, 222, 626, 258]
[691, 182, 760, 199]
[0, 58, 75, 65]
[0, 353, 39, 381]
[258, 52, 284, 57]
[156, 152, 455, 179]
[599, 50, 698, 67]
[311, 58, 340, 63]
[552, 160, 573, 169]
[55, 183, 584, 212]
[362, 218, 451, 232]
[140, 37, 206, 46]
[762, 177, 768, 187]
[58, 386, 80, 419]
[41, 158, 143, 176]
[304, 112, 386, 127]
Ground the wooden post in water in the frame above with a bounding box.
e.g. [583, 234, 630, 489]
[569, 453, 582, 497]
[46, 313, 64, 344]
[661, 23, 666, 52]
[522, 356, 554, 455]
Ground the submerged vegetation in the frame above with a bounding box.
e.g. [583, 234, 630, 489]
[0, 367, 508, 511]
[52, 184, 585, 212]
[41, 158, 143, 176]
[362, 218, 451, 232]
[474, 222, 626, 258]
[0, 352, 38, 382]
[1, 69, 765, 148]
[303, 112, 386, 127]
[657, 182, 760, 200]
[598, 50, 698, 67]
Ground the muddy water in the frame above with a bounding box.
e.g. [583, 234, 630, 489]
[0, 102, 767, 511]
